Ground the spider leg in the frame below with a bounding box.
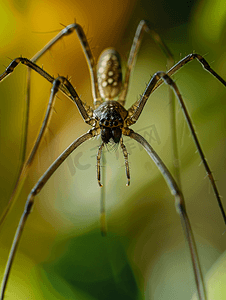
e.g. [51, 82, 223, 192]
[71, 23, 102, 107]
[0, 58, 93, 120]
[118, 20, 174, 106]
[30, 22, 101, 105]
[127, 71, 226, 225]
[120, 138, 130, 186]
[55, 76, 94, 123]
[97, 142, 104, 187]
[129, 54, 226, 189]
[128, 130, 206, 300]
[24, 23, 90, 160]
[0, 57, 54, 83]
[152, 53, 226, 93]
[0, 74, 58, 227]
[30, 24, 82, 63]
[0, 58, 55, 226]
[0, 129, 93, 300]
[0, 60, 94, 226]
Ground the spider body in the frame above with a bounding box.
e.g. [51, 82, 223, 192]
[0, 20, 226, 300]
[95, 47, 127, 145]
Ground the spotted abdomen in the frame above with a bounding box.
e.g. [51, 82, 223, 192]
[97, 48, 122, 100]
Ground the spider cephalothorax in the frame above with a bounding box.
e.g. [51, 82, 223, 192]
[94, 101, 128, 144]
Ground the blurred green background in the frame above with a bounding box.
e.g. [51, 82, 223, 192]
[0, 0, 226, 299]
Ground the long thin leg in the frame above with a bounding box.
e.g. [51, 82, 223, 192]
[23, 24, 81, 159]
[29, 22, 101, 105]
[0, 62, 93, 226]
[127, 71, 226, 225]
[152, 53, 226, 93]
[0, 76, 59, 226]
[127, 54, 226, 120]
[71, 23, 102, 107]
[120, 139, 130, 186]
[22, 23, 86, 160]
[97, 142, 104, 187]
[118, 20, 174, 106]
[0, 130, 94, 300]
[0, 59, 55, 226]
[128, 129, 206, 300]
[0, 57, 54, 83]
[0, 59, 93, 123]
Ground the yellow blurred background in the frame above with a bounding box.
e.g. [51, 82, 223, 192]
[0, 0, 226, 299]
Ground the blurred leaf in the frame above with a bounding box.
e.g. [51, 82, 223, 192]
[37, 230, 142, 300]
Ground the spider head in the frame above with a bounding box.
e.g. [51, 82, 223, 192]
[97, 48, 122, 100]
[99, 106, 123, 144]
[94, 101, 128, 144]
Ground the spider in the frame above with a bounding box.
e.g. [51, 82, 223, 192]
[0, 20, 226, 300]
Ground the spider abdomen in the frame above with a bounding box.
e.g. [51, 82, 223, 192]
[97, 48, 122, 100]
